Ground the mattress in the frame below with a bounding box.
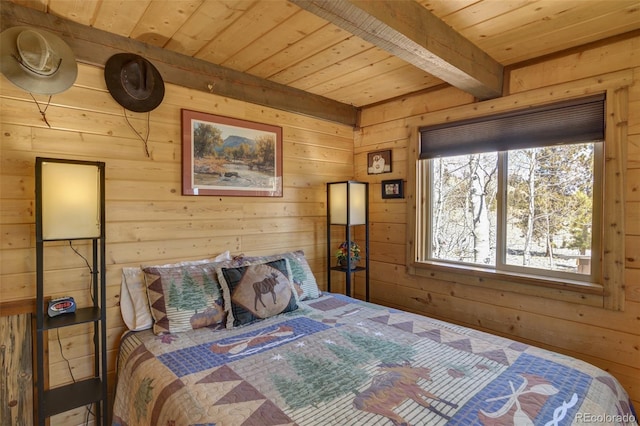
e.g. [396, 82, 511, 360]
[112, 292, 637, 425]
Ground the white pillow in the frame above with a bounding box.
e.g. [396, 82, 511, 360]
[119, 251, 231, 331]
[120, 266, 150, 331]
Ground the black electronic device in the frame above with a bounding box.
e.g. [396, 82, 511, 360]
[47, 296, 76, 317]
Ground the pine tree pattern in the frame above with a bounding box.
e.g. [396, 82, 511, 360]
[287, 258, 306, 286]
[179, 269, 207, 312]
[202, 268, 218, 297]
[134, 377, 154, 422]
[272, 331, 415, 410]
[273, 352, 369, 410]
[340, 330, 415, 364]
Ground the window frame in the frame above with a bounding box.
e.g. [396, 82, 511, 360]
[407, 75, 629, 311]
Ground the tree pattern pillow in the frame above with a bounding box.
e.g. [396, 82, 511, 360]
[144, 262, 226, 335]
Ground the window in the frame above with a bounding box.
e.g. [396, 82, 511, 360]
[413, 93, 623, 300]
[426, 143, 601, 281]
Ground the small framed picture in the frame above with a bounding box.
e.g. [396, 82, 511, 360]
[367, 149, 392, 174]
[382, 179, 404, 199]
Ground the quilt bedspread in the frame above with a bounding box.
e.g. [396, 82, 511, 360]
[112, 293, 637, 426]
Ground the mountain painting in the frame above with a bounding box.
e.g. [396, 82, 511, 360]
[182, 110, 283, 197]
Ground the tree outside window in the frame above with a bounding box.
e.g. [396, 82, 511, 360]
[428, 143, 596, 277]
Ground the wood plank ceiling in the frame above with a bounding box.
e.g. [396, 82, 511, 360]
[3, 0, 640, 123]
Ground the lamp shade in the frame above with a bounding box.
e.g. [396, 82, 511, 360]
[38, 159, 102, 240]
[328, 181, 367, 225]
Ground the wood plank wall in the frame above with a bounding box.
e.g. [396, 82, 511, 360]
[1, 33, 639, 424]
[356, 35, 640, 408]
[0, 64, 354, 424]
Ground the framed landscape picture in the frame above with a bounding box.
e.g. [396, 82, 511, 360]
[181, 110, 283, 197]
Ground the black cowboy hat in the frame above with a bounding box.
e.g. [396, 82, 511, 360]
[104, 53, 164, 113]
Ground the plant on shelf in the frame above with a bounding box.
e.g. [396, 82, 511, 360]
[335, 241, 361, 269]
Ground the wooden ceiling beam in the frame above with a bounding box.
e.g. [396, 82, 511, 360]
[291, 0, 504, 100]
[0, 2, 359, 127]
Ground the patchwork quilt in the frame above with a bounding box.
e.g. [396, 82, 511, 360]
[112, 293, 637, 425]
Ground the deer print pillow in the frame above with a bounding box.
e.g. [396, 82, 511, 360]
[217, 258, 299, 329]
[228, 250, 321, 301]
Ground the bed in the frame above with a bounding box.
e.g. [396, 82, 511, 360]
[113, 251, 637, 426]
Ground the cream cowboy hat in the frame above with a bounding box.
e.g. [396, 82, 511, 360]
[0, 26, 78, 95]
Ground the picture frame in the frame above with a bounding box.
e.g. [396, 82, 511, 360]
[381, 179, 404, 199]
[367, 149, 392, 174]
[181, 109, 283, 197]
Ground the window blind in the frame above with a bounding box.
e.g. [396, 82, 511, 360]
[419, 94, 605, 159]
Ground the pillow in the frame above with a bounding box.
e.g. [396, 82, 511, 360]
[144, 261, 227, 335]
[120, 267, 152, 331]
[119, 251, 230, 331]
[230, 250, 321, 300]
[217, 258, 298, 329]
